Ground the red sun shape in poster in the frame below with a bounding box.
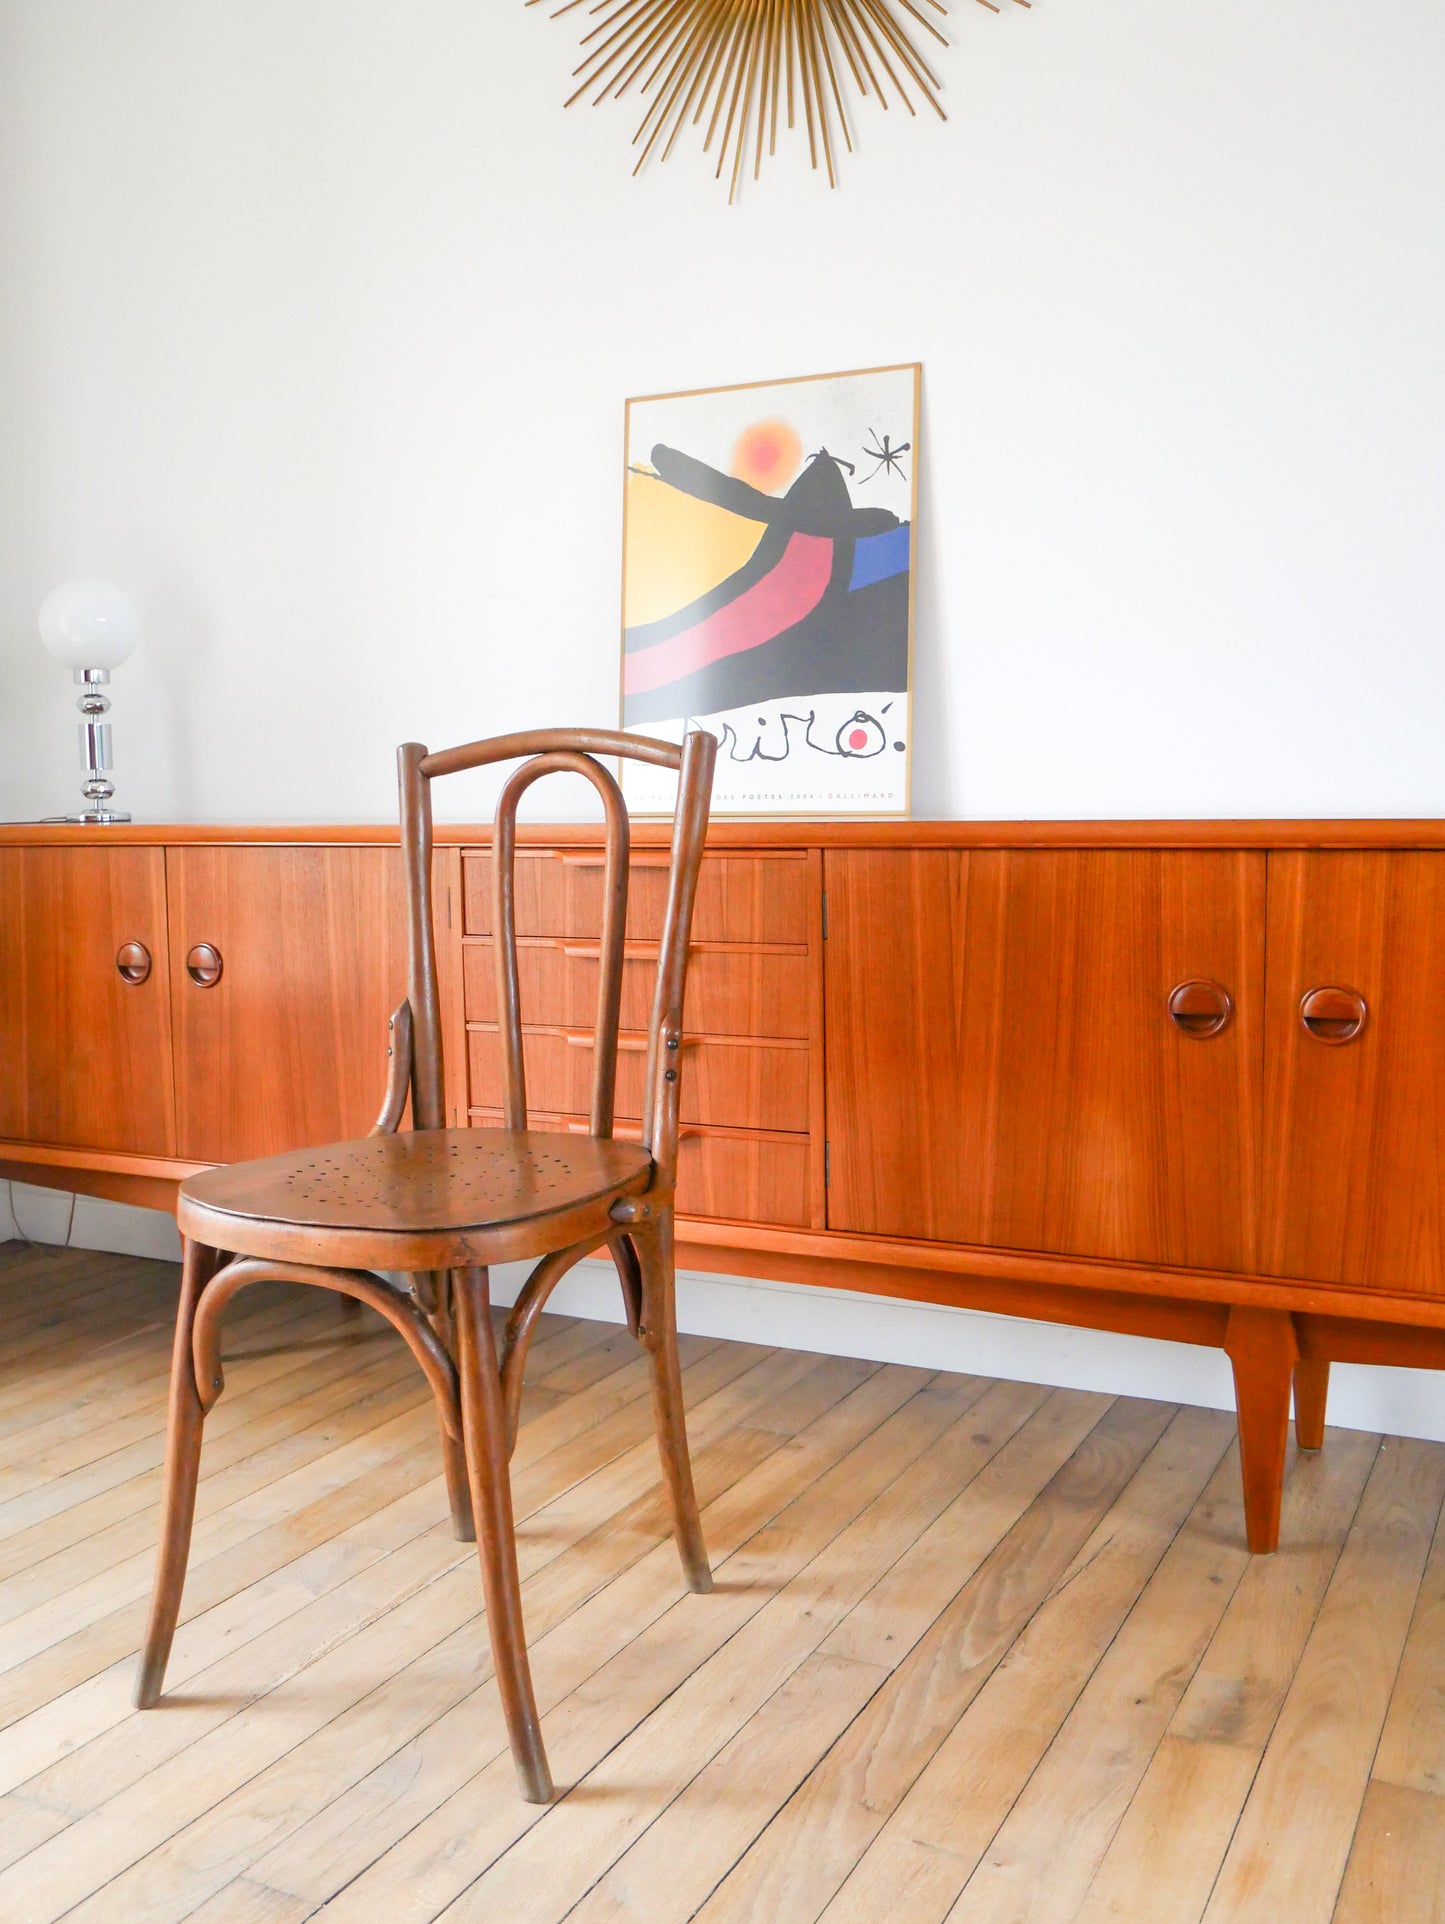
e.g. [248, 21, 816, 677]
[731, 419, 802, 494]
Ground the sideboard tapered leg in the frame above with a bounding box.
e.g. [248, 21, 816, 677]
[1293, 1357, 1330, 1452]
[1226, 1305, 1300, 1554]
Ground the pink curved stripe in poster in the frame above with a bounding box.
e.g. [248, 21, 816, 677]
[622, 531, 834, 698]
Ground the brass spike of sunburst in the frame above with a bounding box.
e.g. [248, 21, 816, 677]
[528, 0, 1030, 200]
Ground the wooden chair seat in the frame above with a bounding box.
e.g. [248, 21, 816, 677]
[178, 1128, 654, 1269]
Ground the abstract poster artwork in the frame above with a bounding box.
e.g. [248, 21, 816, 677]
[619, 364, 918, 816]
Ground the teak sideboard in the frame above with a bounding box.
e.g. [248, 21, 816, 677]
[5, 817, 1445, 1555]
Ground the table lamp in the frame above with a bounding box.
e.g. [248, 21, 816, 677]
[38, 580, 139, 823]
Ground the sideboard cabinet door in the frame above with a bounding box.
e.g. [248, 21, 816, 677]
[167, 847, 419, 1163]
[0, 847, 176, 1155]
[1263, 852, 1445, 1291]
[824, 848, 1265, 1271]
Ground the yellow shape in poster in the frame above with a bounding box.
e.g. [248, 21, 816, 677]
[624, 470, 765, 629]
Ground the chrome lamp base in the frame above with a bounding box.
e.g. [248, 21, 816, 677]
[51, 669, 132, 824]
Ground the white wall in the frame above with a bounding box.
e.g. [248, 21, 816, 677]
[3, 2, 1445, 1432]
[2, 0, 1443, 822]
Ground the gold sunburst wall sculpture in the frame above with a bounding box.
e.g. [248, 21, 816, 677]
[528, 0, 1031, 200]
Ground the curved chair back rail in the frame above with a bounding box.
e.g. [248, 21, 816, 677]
[416, 726, 683, 780]
[493, 749, 629, 1137]
[398, 724, 718, 1188]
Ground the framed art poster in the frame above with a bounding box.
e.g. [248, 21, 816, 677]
[619, 363, 919, 816]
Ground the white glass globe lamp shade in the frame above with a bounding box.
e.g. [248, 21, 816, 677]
[37, 579, 140, 823]
[38, 580, 139, 673]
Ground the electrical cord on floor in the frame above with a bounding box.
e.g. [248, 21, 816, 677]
[4, 1180, 77, 1249]
[2, 1181, 30, 1245]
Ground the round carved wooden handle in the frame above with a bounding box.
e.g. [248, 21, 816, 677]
[1300, 985, 1366, 1044]
[116, 941, 152, 986]
[1167, 979, 1233, 1038]
[186, 942, 223, 988]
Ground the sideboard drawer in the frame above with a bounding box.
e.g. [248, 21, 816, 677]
[463, 937, 810, 1040]
[467, 1026, 810, 1133]
[470, 1108, 811, 1227]
[462, 849, 810, 946]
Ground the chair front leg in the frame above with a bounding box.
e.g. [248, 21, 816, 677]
[425, 1270, 475, 1542]
[135, 1238, 223, 1707]
[452, 1264, 553, 1804]
[631, 1213, 712, 1594]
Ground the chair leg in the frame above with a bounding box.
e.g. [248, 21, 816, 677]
[1294, 1357, 1330, 1451]
[1225, 1304, 1300, 1555]
[452, 1264, 553, 1805]
[427, 1272, 475, 1542]
[439, 1416, 478, 1542]
[609, 1233, 643, 1338]
[632, 1216, 712, 1594]
[135, 1239, 220, 1707]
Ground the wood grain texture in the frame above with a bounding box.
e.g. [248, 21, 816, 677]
[462, 849, 809, 943]
[1263, 851, 1445, 1292]
[1168, 1429, 1381, 1754]
[1368, 1467, 1445, 1796]
[1293, 1355, 1331, 1449]
[179, 1878, 311, 1924]
[681, 1383, 1097, 1924]
[1201, 1437, 1445, 1923]
[463, 937, 810, 1039]
[805, 845, 828, 1228]
[0, 847, 176, 1154]
[238, 1354, 902, 1912]
[824, 848, 1265, 1271]
[15, 824, 1445, 1581]
[460, 834, 822, 1234]
[0, 1155, 191, 1211]
[1070, 1734, 1263, 1924]
[166, 847, 417, 1161]
[810, 1402, 1200, 1924]
[467, 1026, 809, 1134]
[1225, 1304, 1299, 1552]
[822, 849, 966, 1247]
[672, 1217, 1445, 1326]
[879, 1416, 1244, 1924]
[179, 1129, 652, 1237]
[471, 1109, 812, 1228]
[9, 820, 1445, 850]
[5, 1245, 1445, 1924]
[1333, 1780, 1445, 1924]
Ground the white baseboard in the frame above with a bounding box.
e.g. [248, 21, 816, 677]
[9, 1188, 1445, 1446]
[3, 1181, 182, 1261]
[490, 1255, 1445, 1447]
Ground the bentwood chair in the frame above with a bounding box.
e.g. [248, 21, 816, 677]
[135, 726, 718, 1803]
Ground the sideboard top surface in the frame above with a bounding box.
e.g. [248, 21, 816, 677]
[4, 820, 1445, 850]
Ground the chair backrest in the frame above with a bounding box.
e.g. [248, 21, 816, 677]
[395, 727, 717, 1187]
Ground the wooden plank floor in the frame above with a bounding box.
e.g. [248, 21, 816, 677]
[0, 1242, 1442, 1923]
